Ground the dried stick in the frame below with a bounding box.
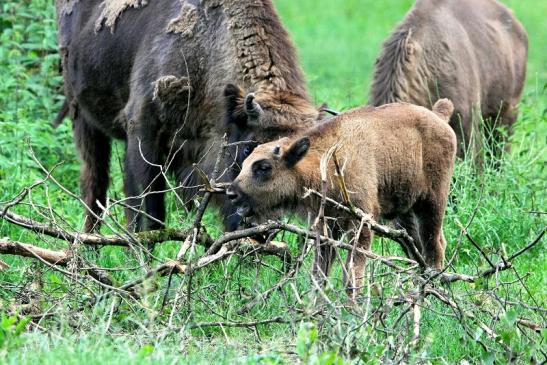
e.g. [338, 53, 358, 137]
[332, 151, 352, 207]
[507, 228, 545, 261]
[0, 259, 10, 270]
[0, 209, 211, 247]
[182, 310, 323, 331]
[238, 236, 314, 315]
[440, 228, 545, 283]
[185, 136, 228, 317]
[455, 220, 496, 269]
[410, 300, 422, 347]
[0, 238, 71, 265]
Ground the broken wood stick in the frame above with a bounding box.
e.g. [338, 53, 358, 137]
[0, 238, 71, 265]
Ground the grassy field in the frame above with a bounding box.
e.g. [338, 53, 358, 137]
[0, 0, 545, 364]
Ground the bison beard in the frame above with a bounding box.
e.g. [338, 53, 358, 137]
[55, 0, 319, 234]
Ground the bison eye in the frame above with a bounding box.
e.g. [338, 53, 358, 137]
[252, 159, 272, 180]
[243, 146, 253, 158]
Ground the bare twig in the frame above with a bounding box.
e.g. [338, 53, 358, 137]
[0, 258, 11, 270]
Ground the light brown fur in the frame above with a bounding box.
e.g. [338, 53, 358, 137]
[229, 100, 457, 298]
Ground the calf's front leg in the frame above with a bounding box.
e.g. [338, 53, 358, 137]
[312, 241, 335, 287]
[343, 226, 372, 301]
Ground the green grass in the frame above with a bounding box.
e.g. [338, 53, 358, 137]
[1, 0, 546, 364]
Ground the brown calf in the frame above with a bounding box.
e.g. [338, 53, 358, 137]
[228, 100, 457, 298]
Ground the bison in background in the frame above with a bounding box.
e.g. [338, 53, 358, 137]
[369, 0, 528, 160]
[55, 0, 320, 233]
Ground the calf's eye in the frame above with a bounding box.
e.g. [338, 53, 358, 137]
[252, 159, 273, 180]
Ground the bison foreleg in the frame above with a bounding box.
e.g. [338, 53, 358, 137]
[343, 226, 372, 301]
[74, 118, 111, 233]
[312, 241, 335, 288]
[125, 135, 166, 234]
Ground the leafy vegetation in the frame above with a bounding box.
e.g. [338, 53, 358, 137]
[0, 0, 545, 364]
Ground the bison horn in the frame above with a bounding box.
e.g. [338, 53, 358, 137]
[244, 93, 264, 120]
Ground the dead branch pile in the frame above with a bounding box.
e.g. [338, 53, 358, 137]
[0, 143, 544, 363]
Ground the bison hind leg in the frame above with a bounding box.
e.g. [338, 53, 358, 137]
[485, 102, 517, 163]
[413, 198, 447, 270]
[394, 210, 424, 260]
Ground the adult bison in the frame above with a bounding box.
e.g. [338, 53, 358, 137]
[369, 0, 528, 159]
[55, 0, 319, 233]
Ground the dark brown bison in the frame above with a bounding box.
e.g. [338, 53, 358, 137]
[227, 99, 457, 298]
[369, 0, 528, 159]
[55, 0, 320, 233]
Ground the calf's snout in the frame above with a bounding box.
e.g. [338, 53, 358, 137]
[226, 182, 253, 217]
[226, 184, 241, 203]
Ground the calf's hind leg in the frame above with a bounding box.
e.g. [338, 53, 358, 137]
[414, 198, 447, 269]
[394, 211, 424, 260]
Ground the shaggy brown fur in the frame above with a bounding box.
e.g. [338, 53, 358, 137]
[369, 0, 528, 159]
[95, 0, 149, 32]
[56, 0, 319, 233]
[228, 100, 457, 298]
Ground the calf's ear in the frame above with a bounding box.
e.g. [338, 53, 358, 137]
[284, 137, 310, 167]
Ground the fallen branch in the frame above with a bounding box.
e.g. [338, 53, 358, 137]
[3, 206, 542, 288]
[0, 238, 71, 265]
[93, 238, 290, 305]
[182, 310, 323, 331]
[0, 209, 212, 247]
[440, 228, 545, 283]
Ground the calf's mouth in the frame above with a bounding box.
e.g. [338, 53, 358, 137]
[236, 203, 252, 217]
[226, 185, 255, 217]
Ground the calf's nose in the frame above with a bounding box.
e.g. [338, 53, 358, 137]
[226, 185, 240, 202]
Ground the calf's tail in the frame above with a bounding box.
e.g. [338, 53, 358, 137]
[432, 98, 454, 122]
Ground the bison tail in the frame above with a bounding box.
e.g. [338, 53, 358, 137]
[432, 98, 454, 122]
[52, 99, 69, 128]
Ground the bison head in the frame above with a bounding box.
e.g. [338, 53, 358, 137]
[226, 136, 310, 219]
[223, 83, 318, 181]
